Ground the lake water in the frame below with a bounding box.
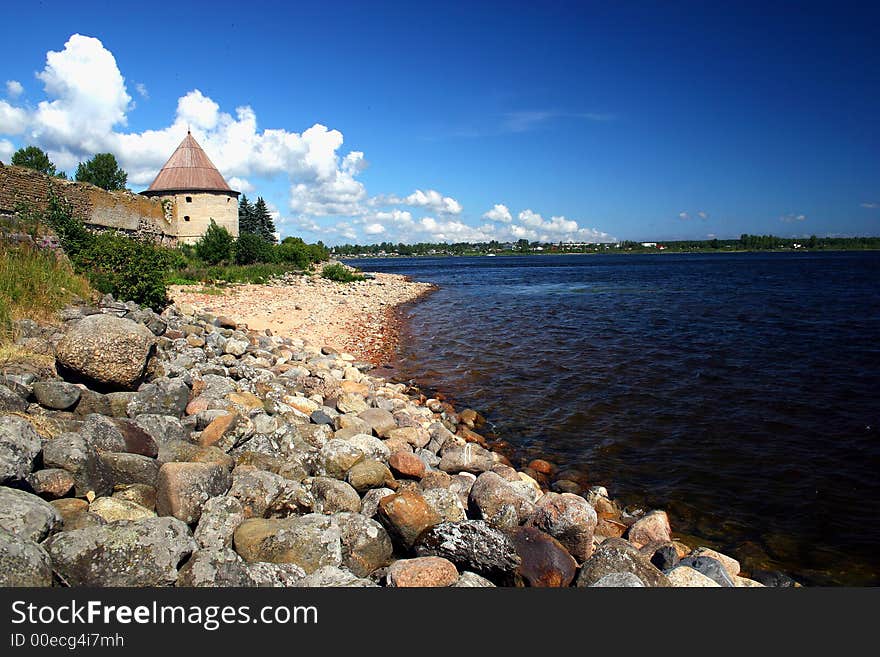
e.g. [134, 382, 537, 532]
[343, 252, 880, 585]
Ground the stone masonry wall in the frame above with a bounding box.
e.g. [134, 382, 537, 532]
[0, 163, 174, 243]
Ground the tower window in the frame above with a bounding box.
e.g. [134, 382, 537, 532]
[185, 196, 192, 203]
[183, 215, 191, 222]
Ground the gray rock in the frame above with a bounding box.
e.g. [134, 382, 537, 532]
[0, 528, 53, 586]
[335, 511, 393, 577]
[81, 413, 127, 452]
[310, 477, 362, 514]
[45, 516, 197, 586]
[176, 548, 255, 587]
[0, 486, 63, 541]
[422, 487, 468, 523]
[55, 314, 157, 390]
[89, 496, 155, 523]
[677, 555, 735, 587]
[32, 381, 81, 410]
[0, 383, 28, 412]
[228, 468, 313, 518]
[233, 514, 342, 573]
[246, 561, 306, 587]
[576, 538, 671, 587]
[73, 389, 113, 416]
[42, 432, 112, 497]
[26, 468, 76, 498]
[358, 408, 397, 437]
[438, 443, 495, 474]
[0, 415, 41, 484]
[127, 378, 190, 418]
[133, 414, 189, 445]
[99, 452, 161, 487]
[346, 434, 390, 462]
[453, 571, 497, 587]
[590, 572, 646, 587]
[224, 338, 249, 356]
[414, 520, 521, 580]
[297, 565, 377, 587]
[156, 462, 232, 524]
[360, 487, 395, 519]
[468, 471, 536, 529]
[194, 496, 246, 549]
[318, 439, 365, 479]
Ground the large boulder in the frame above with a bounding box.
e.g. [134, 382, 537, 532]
[0, 528, 53, 586]
[468, 471, 536, 529]
[526, 492, 598, 562]
[99, 453, 161, 488]
[576, 538, 671, 587]
[0, 383, 28, 412]
[0, 415, 41, 484]
[228, 467, 313, 519]
[414, 520, 520, 580]
[32, 381, 81, 411]
[56, 314, 157, 390]
[387, 557, 459, 587]
[508, 526, 578, 587]
[626, 510, 672, 549]
[309, 477, 361, 514]
[377, 489, 441, 549]
[44, 516, 197, 586]
[42, 432, 112, 497]
[176, 548, 255, 587]
[335, 511, 393, 577]
[233, 514, 342, 574]
[156, 462, 231, 524]
[0, 486, 62, 542]
[194, 496, 246, 549]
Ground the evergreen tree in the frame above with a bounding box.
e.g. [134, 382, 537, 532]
[253, 197, 277, 243]
[238, 194, 257, 234]
[11, 146, 65, 177]
[74, 153, 128, 190]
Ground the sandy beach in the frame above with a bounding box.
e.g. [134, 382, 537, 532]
[169, 267, 436, 365]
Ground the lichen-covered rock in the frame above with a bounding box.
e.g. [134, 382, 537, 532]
[526, 492, 597, 562]
[45, 516, 197, 586]
[99, 452, 161, 488]
[89, 496, 156, 523]
[42, 432, 112, 497]
[32, 380, 82, 410]
[0, 528, 53, 586]
[133, 414, 188, 446]
[194, 495, 246, 549]
[246, 561, 306, 587]
[0, 415, 41, 484]
[309, 477, 362, 514]
[421, 487, 468, 523]
[377, 489, 441, 549]
[318, 439, 365, 479]
[56, 314, 157, 390]
[126, 378, 190, 418]
[387, 557, 459, 587]
[360, 487, 395, 519]
[346, 459, 394, 493]
[233, 514, 342, 574]
[345, 434, 390, 462]
[176, 548, 255, 587]
[335, 511, 393, 577]
[26, 468, 76, 498]
[590, 572, 646, 587]
[228, 467, 313, 518]
[0, 383, 28, 412]
[0, 486, 63, 542]
[156, 462, 231, 524]
[112, 484, 157, 511]
[508, 526, 578, 587]
[414, 520, 520, 580]
[297, 565, 377, 587]
[575, 538, 671, 587]
[468, 471, 536, 529]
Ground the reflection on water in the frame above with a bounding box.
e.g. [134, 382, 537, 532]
[345, 252, 880, 585]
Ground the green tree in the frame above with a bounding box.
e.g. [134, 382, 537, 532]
[808, 235, 817, 249]
[194, 219, 235, 264]
[234, 232, 275, 265]
[238, 195, 257, 234]
[252, 197, 276, 243]
[74, 153, 128, 190]
[11, 146, 65, 177]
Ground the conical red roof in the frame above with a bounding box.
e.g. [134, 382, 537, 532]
[145, 132, 236, 194]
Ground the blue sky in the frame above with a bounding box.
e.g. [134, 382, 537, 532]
[1, 1, 877, 243]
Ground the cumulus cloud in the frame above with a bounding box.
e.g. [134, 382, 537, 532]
[780, 213, 807, 222]
[364, 222, 386, 235]
[5, 80, 23, 98]
[227, 176, 254, 194]
[375, 189, 462, 215]
[0, 139, 14, 162]
[483, 203, 512, 223]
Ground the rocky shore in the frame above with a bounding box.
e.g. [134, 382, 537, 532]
[0, 284, 786, 587]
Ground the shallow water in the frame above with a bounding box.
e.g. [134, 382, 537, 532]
[344, 252, 880, 585]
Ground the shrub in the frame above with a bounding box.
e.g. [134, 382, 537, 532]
[275, 239, 311, 269]
[235, 232, 276, 265]
[321, 263, 365, 283]
[194, 219, 234, 264]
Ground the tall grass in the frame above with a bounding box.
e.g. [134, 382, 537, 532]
[0, 242, 92, 341]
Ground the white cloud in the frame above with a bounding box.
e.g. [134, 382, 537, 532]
[134, 82, 148, 99]
[375, 188, 462, 215]
[364, 222, 386, 235]
[483, 203, 512, 223]
[0, 101, 29, 135]
[780, 213, 807, 222]
[5, 80, 23, 98]
[227, 176, 254, 194]
[679, 211, 691, 220]
[697, 211, 709, 219]
[861, 202, 878, 209]
[0, 139, 14, 162]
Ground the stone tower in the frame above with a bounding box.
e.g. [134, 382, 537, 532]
[141, 131, 239, 244]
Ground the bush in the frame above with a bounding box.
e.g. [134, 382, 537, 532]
[194, 219, 234, 264]
[235, 232, 276, 265]
[321, 263, 365, 283]
[76, 233, 172, 311]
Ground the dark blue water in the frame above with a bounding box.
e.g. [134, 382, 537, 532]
[344, 252, 880, 585]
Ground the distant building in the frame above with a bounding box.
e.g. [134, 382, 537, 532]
[141, 131, 239, 244]
[641, 242, 657, 248]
